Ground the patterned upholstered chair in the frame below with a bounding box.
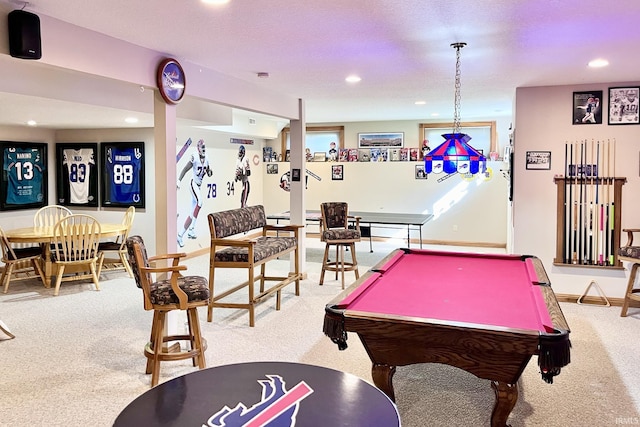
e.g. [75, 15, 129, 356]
[319, 202, 361, 289]
[618, 228, 640, 316]
[126, 235, 209, 386]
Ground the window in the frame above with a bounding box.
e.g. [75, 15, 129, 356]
[280, 126, 344, 160]
[420, 121, 496, 159]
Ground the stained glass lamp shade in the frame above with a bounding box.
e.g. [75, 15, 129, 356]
[424, 133, 486, 174]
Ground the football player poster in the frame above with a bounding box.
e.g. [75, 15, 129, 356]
[55, 143, 99, 207]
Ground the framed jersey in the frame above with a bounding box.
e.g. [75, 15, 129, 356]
[56, 143, 99, 207]
[0, 141, 48, 211]
[101, 141, 145, 208]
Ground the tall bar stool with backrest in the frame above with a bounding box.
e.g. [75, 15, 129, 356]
[126, 235, 209, 387]
[320, 202, 361, 289]
[618, 228, 640, 316]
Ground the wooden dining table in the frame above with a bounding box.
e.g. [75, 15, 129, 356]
[4, 223, 127, 287]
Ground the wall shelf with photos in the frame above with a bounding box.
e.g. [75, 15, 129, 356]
[280, 126, 344, 161]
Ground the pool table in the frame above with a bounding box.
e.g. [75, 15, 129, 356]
[323, 248, 571, 427]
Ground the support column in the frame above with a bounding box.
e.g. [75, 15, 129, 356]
[289, 99, 306, 274]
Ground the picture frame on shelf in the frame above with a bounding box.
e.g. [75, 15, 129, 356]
[0, 141, 47, 211]
[55, 142, 99, 207]
[358, 132, 404, 148]
[608, 87, 639, 125]
[331, 164, 344, 180]
[572, 90, 602, 125]
[313, 152, 327, 162]
[526, 151, 551, 170]
[101, 141, 145, 208]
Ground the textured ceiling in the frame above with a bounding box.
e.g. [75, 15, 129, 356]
[2, 0, 640, 129]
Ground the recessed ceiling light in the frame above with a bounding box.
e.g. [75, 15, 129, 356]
[430, 113, 440, 117]
[27, 120, 37, 126]
[202, 0, 230, 5]
[345, 75, 361, 83]
[588, 58, 609, 68]
[124, 117, 139, 124]
[415, 101, 426, 105]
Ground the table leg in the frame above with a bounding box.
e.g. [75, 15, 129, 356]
[490, 381, 518, 427]
[371, 363, 397, 402]
[39, 243, 53, 288]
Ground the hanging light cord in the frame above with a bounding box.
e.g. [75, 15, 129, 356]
[451, 42, 466, 134]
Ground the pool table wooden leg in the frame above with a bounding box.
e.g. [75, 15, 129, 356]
[490, 381, 518, 427]
[371, 363, 397, 401]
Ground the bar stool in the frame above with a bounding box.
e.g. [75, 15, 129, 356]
[319, 202, 361, 289]
[618, 228, 640, 316]
[126, 235, 209, 386]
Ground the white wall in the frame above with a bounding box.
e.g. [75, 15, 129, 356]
[514, 82, 640, 297]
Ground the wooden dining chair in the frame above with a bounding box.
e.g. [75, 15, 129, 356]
[0, 225, 46, 293]
[126, 235, 209, 386]
[50, 214, 104, 296]
[98, 206, 135, 277]
[34, 205, 72, 227]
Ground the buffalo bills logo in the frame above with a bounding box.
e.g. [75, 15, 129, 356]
[203, 375, 313, 427]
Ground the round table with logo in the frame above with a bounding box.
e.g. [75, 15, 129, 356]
[113, 361, 401, 426]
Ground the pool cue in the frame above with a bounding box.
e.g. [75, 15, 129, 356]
[598, 140, 604, 266]
[582, 140, 589, 264]
[609, 139, 616, 266]
[567, 142, 573, 264]
[578, 141, 584, 264]
[588, 139, 596, 265]
[562, 142, 568, 263]
[593, 140, 599, 265]
[604, 140, 611, 265]
[572, 142, 578, 264]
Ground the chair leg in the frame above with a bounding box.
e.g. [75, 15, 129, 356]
[31, 258, 47, 287]
[334, 245, 339, 281]
[2, 263, 14, 294]
[150, 311, 166, 386]
[340, 244, 346, 289]
[146, 311, 161, 374]
[248, 266, 255, 327]
[53, 265, 66, 296]
[320, 243, 330, 285]
[120, 250, 134, 277]
[207, 264, 216, 323]
[89, 260, 101, 292]
[621, 263, 639, 317]
[350, 242, 360, 280]
[188, 308, 206, 369]
[0, 319, 15, 339]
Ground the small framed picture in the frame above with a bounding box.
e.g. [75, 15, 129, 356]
[358, 132, 404, 149]
[608, 87, 639, 125]
[526, 151, 551, 170]
[415, 164, 427, 179]
[266, 163, 278, 174]
[573, 91, 602, 124]
[313, 152, 326, 162]
[331, 164, 343, 180]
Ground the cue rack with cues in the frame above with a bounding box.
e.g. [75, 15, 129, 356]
[553, 139, 626, 268]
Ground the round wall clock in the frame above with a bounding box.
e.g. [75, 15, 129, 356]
[156, 58, 186, 104]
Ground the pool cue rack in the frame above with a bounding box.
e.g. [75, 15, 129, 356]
[553, 176, 626, 268]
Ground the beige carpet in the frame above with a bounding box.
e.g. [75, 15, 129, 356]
[1, 239, 639, 426]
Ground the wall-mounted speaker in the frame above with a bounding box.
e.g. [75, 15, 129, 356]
[8, 10, 42, 60]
